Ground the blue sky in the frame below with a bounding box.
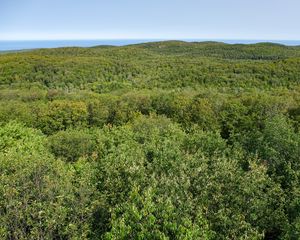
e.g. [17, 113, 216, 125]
[0, 0, 299, 40]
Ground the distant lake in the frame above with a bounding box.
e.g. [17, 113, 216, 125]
[1, 39, 300, 51]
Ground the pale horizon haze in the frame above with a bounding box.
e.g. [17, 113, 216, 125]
[0, 0, 300, 40]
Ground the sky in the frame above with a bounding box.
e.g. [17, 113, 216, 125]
[0, 0, 299, 40]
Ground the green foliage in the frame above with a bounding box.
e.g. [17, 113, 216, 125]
[34, 100, 88, 134]
[0, 42, 300, 239]
[106, 186, 214, 240]
[48, 128, 99, 161]
[0, 122, 98, 239]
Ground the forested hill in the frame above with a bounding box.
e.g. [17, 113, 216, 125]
[135, 41, 300, 59]
[1, 41, 300, 239]
[1, 41, 300, 92]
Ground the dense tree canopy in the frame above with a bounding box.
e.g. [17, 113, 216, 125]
[0, 41, 300, 239]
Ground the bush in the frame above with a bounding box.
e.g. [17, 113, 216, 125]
[48, 128, 98, 162]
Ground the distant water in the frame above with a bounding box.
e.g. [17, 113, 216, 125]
[1, 39, 300, 51]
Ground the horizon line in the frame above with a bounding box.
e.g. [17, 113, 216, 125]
[1, 38, 300, 41]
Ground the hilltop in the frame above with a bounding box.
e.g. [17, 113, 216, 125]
[1, 41, 300, 94]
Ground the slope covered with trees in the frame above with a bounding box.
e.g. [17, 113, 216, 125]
[0, 41, 300, 239]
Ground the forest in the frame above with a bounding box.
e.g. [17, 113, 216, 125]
[0, 41, 300, 239]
